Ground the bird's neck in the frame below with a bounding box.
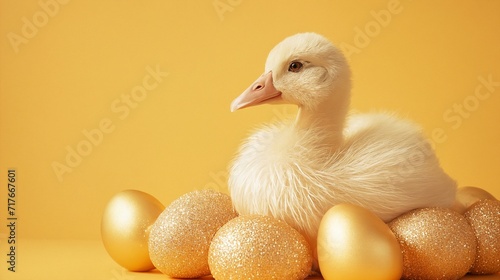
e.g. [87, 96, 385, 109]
[294, 83, 351, 150]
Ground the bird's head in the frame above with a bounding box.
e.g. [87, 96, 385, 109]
[231, 32, 351, 112]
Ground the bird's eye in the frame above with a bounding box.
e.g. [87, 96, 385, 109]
[288, 61, 303, 72]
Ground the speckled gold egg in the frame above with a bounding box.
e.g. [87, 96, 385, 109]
[101, 189, 165, 271]
[452, 186, 497, 214]
[208, 215, 312, 280]
[317, 204, 403, 280]
[464, 199, 500, 274]
[389, 207, 477, 280]
[148, 190, 237, 278]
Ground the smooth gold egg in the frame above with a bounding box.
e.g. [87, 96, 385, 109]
[101, 189, 165, 271]
[317, 204, 402, 280]
[464, 199, 500, 274]
[389, 207, 477, 280]
[148, 190, 237, 278]
[452, 186, 497, 214]
[208, 215, 313, 280]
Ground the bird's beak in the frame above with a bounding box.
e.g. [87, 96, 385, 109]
[230, 71, 282, 112]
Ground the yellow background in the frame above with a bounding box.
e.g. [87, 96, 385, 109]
[1, 0, 500, 243]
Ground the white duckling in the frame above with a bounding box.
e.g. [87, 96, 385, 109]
[229, 32, 456, 263]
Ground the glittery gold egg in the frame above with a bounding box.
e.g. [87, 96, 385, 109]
[101, 189, 165, 271]
[317, 204, 403, 280]
[452, 186, 497, 214]
[148, 190, 237, 278]
[389, 208, 477, 280]
[464, 199, 500, 274]
[208, 215, 312, 280]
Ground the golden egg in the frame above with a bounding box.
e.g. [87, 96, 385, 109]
[464, 199, 500, 274]
[148, 190, 237, 278]
[452, 186, 497, 214]
[317, 204, 402, 280]
[389, 207, 477, 280]
[208, 215, 312, 280]
[101, 189, 165, 271]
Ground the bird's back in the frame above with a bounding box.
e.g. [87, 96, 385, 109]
[229, 112, 456, 245]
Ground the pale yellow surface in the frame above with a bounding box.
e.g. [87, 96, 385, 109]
[0, 1, 500, 278]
